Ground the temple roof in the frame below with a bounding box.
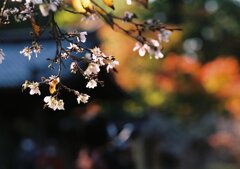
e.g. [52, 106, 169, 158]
[0, 28, 127, 99]
[0, 28, 94, 88]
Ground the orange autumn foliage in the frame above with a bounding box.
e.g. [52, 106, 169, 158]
[155, 53, 201, 94]
[199, 56, 240, 96]
[97, 20, 240, 118]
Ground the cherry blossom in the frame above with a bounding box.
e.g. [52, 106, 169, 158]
[20, 47, 32, 60]
[0, 0, 178, 110]
[133, 42, 150, 57]
[84, 63, 101, 76]
[70, 62, 78, 74]
[0, 49, 5, 64]
[28, 82, 41, 95]
[77, 31, 87, 43]
[77, 94, 90, 104]
[158, 29, 172, 43]
[44, 96, 64, 111]
[106, 60, 119, 73]
[86, 79, 97, 89]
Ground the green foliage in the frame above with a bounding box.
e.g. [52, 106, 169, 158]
[148, 0, 240, 62]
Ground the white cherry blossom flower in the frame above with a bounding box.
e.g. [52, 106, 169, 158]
[77, 31, 87, 43]
[94, 56, 105, 66]
[77, 94, 90, 104]
[86, 79, 97, 89]
[44, 96, 64, 111]
[39, 4, 50, 16]
[31, 0, 43, 4]
[39, 0, 60, 16]
[158, 29, 172, 43]
[133, 42, 150, 57]
[106, 60, 119, 72]
[2, 10, 10, 23]
[61, 52, 69, 59]
[91, 53, 97, 61]
[84, 63, 100, 76]
[148, 48, 164, 59]
[84, 53, 92, 60]
[98, 57, 105, 66]
[147, 39, 164, 59]
[44, 96, 57, 110]
[70, 62, 78, 74]
[32, 41, 42, 57]
[91, 47, 102, 57]
[20, 47, 32, 60]
[155, 50, 164, 59]
[133, 39, 164, 59]
[0, 49, 5, 64]
[67, 43, 80, 52]
[28, 82, 41, 95]
[57, 99, 64, 110]
[91, 52, 105, 65]
[26, 0, 43, 4]
[11, 8, 19, 14]
[150, 39, 160, 47]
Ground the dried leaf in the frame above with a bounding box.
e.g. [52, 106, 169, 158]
[49, 85, 56, 94]
[49, 79, 59, 94]
[102, 0, 114, 10]
[31, 17, 40, 38]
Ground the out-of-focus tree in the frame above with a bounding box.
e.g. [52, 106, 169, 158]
[148, 0, 240, 62]
[97, 0, 240, 120]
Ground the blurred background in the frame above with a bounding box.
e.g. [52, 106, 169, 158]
[1, 0, 240, 169]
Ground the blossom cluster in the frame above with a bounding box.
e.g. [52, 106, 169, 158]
[0, 0, 178, 110]
[1, 0, 61, 24]
[20, 29, 119, 110]
[131, 19, 174, 59]
[20, 41, 42, 60]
